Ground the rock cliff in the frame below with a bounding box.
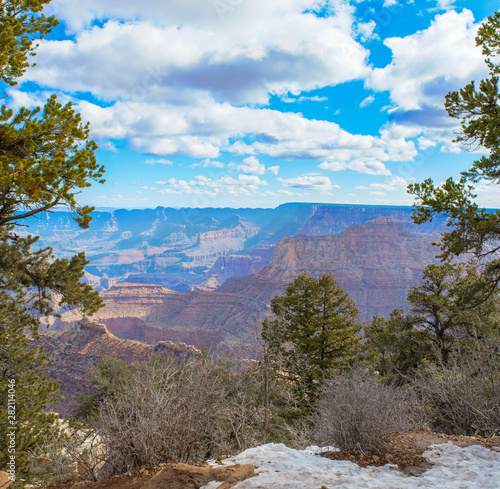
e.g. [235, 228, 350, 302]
[55, 218, 441, 351]
[21, 203, 447, 291]
[35, 319, 200, 415]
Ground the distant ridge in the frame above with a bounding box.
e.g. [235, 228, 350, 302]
[19, 202, 449, 293]
[54, 217, 441, 352]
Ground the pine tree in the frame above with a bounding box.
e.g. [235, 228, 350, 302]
[0, 0, 105, 482]
[408, 11, 500, 296]
[262, 272, 362, 407]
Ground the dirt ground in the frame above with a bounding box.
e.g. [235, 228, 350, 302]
[321, 429, 500, 476]
[42, 429, 500, 489]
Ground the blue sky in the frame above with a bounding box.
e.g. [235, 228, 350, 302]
[9, 0, 500, 209]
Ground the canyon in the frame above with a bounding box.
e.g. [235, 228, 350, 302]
[22, 203, 446, 292]
[34, 319, 200, 415]
[33, 204, 450, 412]
[53, 216, 443, 351]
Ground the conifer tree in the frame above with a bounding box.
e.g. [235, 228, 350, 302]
[409, 11, 500, 295]
[262, 272, 362, 406]
[0, 0, 105, 482]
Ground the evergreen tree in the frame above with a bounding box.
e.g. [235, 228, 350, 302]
[0, 0, 105, 482]
[365, 262, 499, 381]
[262, 272, 362, 406]
[364, 310, 435, 384]
[408, 11, 500, 295]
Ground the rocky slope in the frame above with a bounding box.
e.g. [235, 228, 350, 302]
[34, 319, 200, 415]
[54, 218, 441, 351]
[21, 203, 447, 291]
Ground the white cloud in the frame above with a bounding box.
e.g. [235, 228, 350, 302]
[282, 95, 328, 103]
[31, 2, 369, 106]
[319, 159, 392, 175]
[144, 158, 174, 165]
[432, 0, 456, 11]
[417, 137, 438, 150]
[235, 156, 266, 175]
[154, 174, 268, 196]
[355, 185, 368, 190]
[262, 189, 295, 197]
[10, 1, 431, 173]
[16, 0, 478, 179]
[370, 176, 412, 191]
[35, 95, 417, 165]
[192, 159, 225, 169]
[278, 175, 339, 192]
[355, 20, 379, 42]
[360, 95, 375, 108]
[370, 191, 387, 196]
[473, 181, 500, 207]
[366, 9, 487, 150]
[368, 10, 485, 112]
[268, 166, 280, 175]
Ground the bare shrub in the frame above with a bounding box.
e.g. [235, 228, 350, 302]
[315, 368, 418, 451]
[212, 359, 311, 454]
[25, 424, 105, 485]
[95, 356, 226, 474]
[73, 352, 316, 479]
[412, 334, 500, 437]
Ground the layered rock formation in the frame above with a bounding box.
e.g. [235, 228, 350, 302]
[21, 203, 448, 291]
[35, 319, 200, 414]
[55, 218, 440, 351]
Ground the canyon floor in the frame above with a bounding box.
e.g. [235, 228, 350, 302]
[42, 430, 500, 489]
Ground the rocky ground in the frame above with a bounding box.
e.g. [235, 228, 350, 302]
[39, 429, 500, 489]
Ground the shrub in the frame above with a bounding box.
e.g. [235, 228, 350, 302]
[315, 368, 418, 451]
[95, 356, 226, 474]
[412, 334, 500, 437]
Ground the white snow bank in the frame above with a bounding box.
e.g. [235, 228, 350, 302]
[205, 442, 500, 488]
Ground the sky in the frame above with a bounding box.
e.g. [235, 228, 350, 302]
[9, 0, 500, 209]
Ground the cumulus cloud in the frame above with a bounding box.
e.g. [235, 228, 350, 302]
[144, 158, 173, 165]
[432, 0, 457, 11]
[32, 1, 369, 106]
[235, 156, 266, 175]
[11, 0, 435, 175]
[282, 95, 329, 103]
[278, 175, 339, 192]
[370, 176, 412, 191]
[355, 20, 378, 42]
[153, 174, 268, 196]
[473, 181, 500, 207]
[192, 159, 225, 169]
[368, 10, 484, 111]
[29, 94, 416, 164]
[14, 0, 482, 189]
[360, 95, 375, 108]
[366, 9, 487, 150]
[319, 159, 392, 175]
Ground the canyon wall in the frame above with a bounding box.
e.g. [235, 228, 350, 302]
[35, 319, 200, 415]
[55, 218, 441, 351]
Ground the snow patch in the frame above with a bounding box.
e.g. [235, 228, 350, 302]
[206, 442, 500, 488]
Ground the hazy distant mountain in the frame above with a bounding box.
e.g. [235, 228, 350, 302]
[54, 217, 443, 351]
[22, 203, 447, 292]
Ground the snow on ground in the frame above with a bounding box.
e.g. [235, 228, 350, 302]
[205, 442, 500, 489]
